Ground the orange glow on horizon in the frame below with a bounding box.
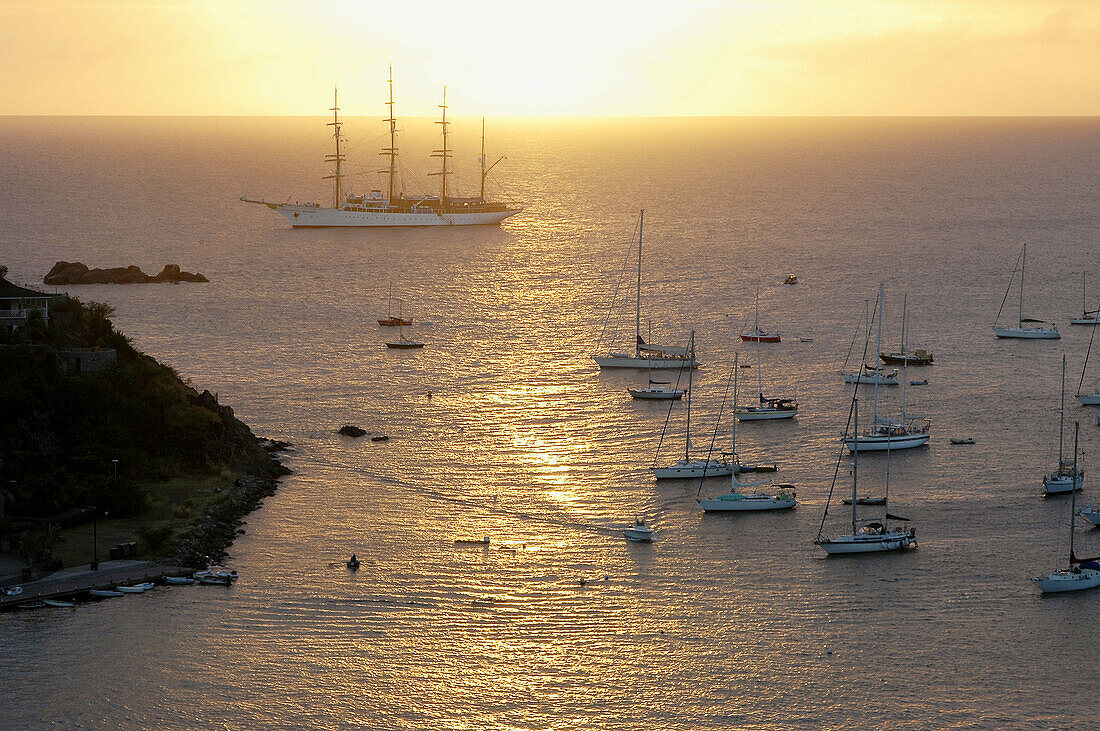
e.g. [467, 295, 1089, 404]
[1, 1, 1097, 116]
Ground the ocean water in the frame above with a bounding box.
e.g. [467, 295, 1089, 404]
[1, 115, 1098, 729]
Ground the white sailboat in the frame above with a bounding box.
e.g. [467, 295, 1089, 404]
[841, 300, 899, 385]
[629, 350, 686, 400]
[1044, 355, 1085, 495]
[595, 211, 700, 370]
[816, 400, 917, 555]
[734, 289, 798, 421]
[699, 361, 796, 512]
[242, 72, 521, 227]
[652, 334, 737, 479]
[1069, 273, 1099, 325]
[1076, 323, 1099, 405]
[844, 288, 930, 452]
[994, 244, 1060, 338]
[1033, 424, 1100, 593]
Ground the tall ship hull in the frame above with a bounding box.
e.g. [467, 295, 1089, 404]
[243, 201, 521, 228]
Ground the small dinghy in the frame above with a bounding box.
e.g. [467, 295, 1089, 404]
[43, 599, 76, 608]
[454, 537, 491, 545]
[195, 574, 231, 585]
[950, 437, 976, 445]
[89, 589, 125, 598]
[739, 463, 778, 473]
[18, 601, 47, 610]
[623, 516, 655, 542]
[371, 435, 390, 442]
[784, 274, 798, 285]
[346, 554, 361, 570]
[116, 582, 155, 594]
[842, 496, 887, 506]
[910, 379, 928, 386]
[165, 576, 195, 585]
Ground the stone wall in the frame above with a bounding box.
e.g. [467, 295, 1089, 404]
[58, 348, 117, 374]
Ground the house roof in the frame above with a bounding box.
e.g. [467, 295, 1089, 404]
[0, 277, 51, 299]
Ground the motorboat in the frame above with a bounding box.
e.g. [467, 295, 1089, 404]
[623, 517, 655, 542]
[347, 555, 361, 570]
[950, 437, 976, 445]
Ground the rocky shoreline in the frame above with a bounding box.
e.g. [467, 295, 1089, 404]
[44, 261, 209, 285]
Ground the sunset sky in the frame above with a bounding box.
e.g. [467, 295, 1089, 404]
[1, 0, 1097, 116]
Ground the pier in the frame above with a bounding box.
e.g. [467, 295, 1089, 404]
[1, 560, 194, 610]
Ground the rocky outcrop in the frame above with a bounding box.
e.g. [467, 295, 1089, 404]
[44, 261, 209, 285]
[339, 424, 366, 438]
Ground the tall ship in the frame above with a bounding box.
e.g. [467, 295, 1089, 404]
[242, 70, 522, 227]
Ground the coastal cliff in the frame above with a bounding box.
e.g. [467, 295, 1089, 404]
[0, 283, 287, 573]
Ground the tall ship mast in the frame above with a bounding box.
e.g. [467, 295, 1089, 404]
[242, 71, 522, 228]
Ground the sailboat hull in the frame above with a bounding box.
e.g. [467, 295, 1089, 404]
[595, 355, 699, 369]
[994, 327, 1060, 339]
[844, 433, 930, 452]
[1069, 316, 1100, 325]
[699, 494, 796, 512]
[1078, 508, 1100, 525]
[816, 531, 915, 554]
[652, 460, 736, 480]
[842, 372, 898, 385]
[1078, 393, 1100, 405]
[734, 408, 797, 421]
[1043, 473, 1084, 495]
[1032, 568, 1100, 593]
[628, 388, 684, 400]
[247, 201, 521, 227]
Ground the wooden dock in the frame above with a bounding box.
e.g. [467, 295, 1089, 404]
[0, 560, 194, 610]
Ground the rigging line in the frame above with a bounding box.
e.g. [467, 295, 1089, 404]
[841, 300, 867, 370]
[594, 224, 640, 354]
[1076, 321, 1096, 398]
[819, 289, 879, 539]
[696, 367, 735, 498]
[817, 398, 858, 540]
[994, 246, 1024, 327]
[653, 336, 690, 468]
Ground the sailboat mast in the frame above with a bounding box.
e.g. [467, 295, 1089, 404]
[324, 87, 345, 210]
[1019, 244, 1026, 327]
[873, 284, 884, 425]
[480, 117, 486, 202]
[636, 210, 643, 357]
[901, 307, 909, 418]
[430, 86, 451, 209]
[1070, 421, 1079, 566]
[385, 65, 398, 202]
[685, 331, 694, 459]
[1058, 354, 1066, 466]
[852, 400, 860, 535]
[755, 288, 763, 400]
[732, 353, 739, 457]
